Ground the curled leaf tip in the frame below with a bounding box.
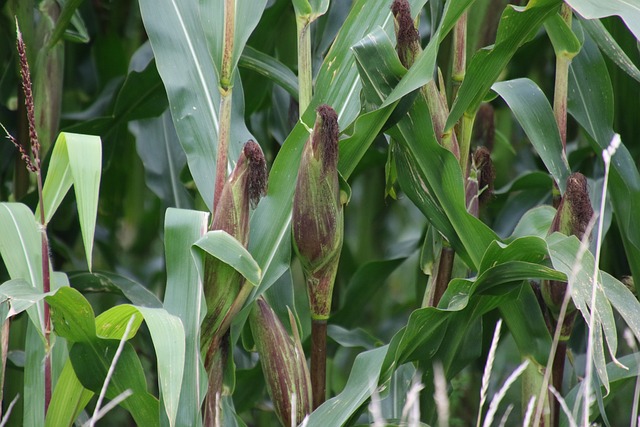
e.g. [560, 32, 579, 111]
[243, 140, 267, 208]
[313, 104, 339, 173]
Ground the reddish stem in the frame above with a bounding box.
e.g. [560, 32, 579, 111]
[311, 319, 327, 409]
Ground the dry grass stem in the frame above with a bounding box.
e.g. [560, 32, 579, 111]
[0, 394, 19, 427]
[549, 385, 577, 427]
[482, 360, 529, 427]
[522, 396, 536, 427]
[497, 403, 514, 427]
[582, 134, 621, 427]
[88, 315, 136, 427]
[433, 362, 448, 427]
[477, 319, 503, 427]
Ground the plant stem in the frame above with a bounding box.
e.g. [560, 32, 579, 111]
[311, 319, 327, 409]
[427, 245, 455, 307]
[213, 0, 236, 211]
[0, 318, 8, 420]
[451, 11, 467, 103]
[203, 333, 229, 427]
[458, 112, 475, 183]
[297, 15, 312, 116]
[34, 0, 63, 156]
[551, 341, 567, 426]
[214, 88, 232, 211]
[35, 142, 52, 412]
[552, 4, 572, 151]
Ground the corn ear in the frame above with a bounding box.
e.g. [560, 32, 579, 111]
[250, 298, 312, 426]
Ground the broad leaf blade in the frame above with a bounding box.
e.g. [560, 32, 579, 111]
[0, 203, 44, 331]
[194, 230, 262, 286]
[163, 208, 209, 426]
[580, 17, 640, 83]
[305, 345, 389, 427]
[566, 0, 640, 41]
[492, 78, 570, 192]
[130, 109, 193, 209]
[64, 133, 102, 271]
[446, 0, 562, 129]
[45, 360, 94, 427]
[139, 0, 252, 211]
[200, 0, 269, 84]
[568, 28, 640, 283]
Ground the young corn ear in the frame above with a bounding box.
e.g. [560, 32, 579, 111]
[391, 0, 421, 68]
[250, 298, 312, 426]
[465, 147, 495, 217]
[542, 172, 594, 320]
[292, 104, 343, 320]
[201, 140, 267, 352]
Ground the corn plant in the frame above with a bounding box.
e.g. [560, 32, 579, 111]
[1, 0, 640, 426]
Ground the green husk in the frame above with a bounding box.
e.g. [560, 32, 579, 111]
[542, 172, 593, 318]
[292, 105, 343, 320]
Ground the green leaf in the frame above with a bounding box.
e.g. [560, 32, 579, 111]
[495, 79, 570, 191]
[0, 203, 44, 331]
[194, 230, 262, 286]
[508, 205, 556, 240]
[314, 0, 427, 127]
[305, 345, 389, 427]
[130, 109, 193, 209]
[500, 284, 552, 365]
[115, 54, 168, 121]
[67, 271, 163, 308]
[239, 46, 299, 99]
[46, 287, 97, 343]
[332, 258, 405, 326]
[580, 17, 640, 83]
[248, 0, 429, 303]
[45, 360, 94, 427]
[95, 305, 145, 340]
[163, 208, 209, 426]
[292, 0, 312, 16]
[24, 321, 46, 427]
[546, 233, 618, 393]
[447, 0, 562, 129]
[97, 305, 186, 426]
[46, 286, 185, 425]
[544, 12, 582, 56]
[349, 21, 497, 269]
[561, 353, 640, 427]
[568, 28, 640, 284]
[38, 132, 102, 270]
[327, 325, 381, 350]
[478, 237, 552, 273]
[382, 0, 476, 106]
[64, 9, 90, 43]
[293, 0, 329, 20]
[565, 0, 640, 41]
[381, 73, 498, 269]
[70, 340, 160, 426]
[600, 271, 640, 351]
[0, 278, 46, 321]
[139, 0, 253, 211]
[384, 236, 565, 376]
[200, 0, 268, 85]
[48, 0, 83, 47]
